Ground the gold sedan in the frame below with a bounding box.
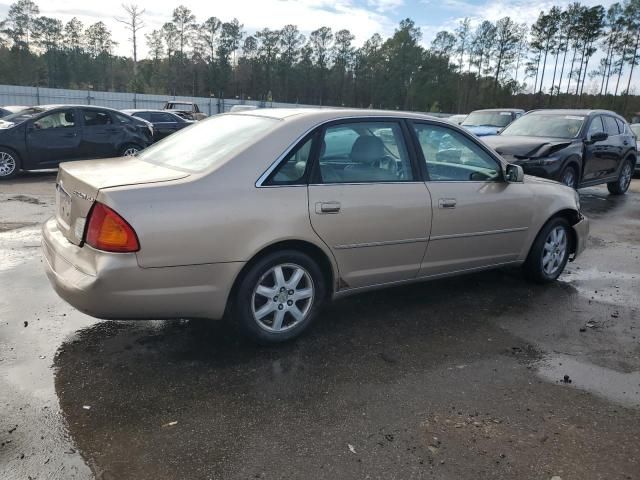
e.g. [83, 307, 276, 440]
[42, 109, 588, 343]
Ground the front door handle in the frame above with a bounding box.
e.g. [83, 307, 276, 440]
[438, 198, 457, 209]
[316, 201, 341, 214]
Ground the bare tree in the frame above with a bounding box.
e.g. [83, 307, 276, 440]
[115, 4, 145, 76]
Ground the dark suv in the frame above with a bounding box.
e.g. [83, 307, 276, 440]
[484, 109, 636, 194]
[0, 105, 152, 180]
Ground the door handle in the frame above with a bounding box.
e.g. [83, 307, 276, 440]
[316, 202, 341, 214]
[438, 198, 457, 209]
[62, 132, 77, 138]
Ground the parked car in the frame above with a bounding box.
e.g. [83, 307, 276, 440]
[630, 124, 640, 173]
[163, 101, 207, 121]
[462, 108, 525, 136]
[43, 108, 588, 344]
[0, 105, 152, 179]
[447, 114, 467, 125]
[0, 105, 30, 118]
[484, 109, 636, 193]
[123, 109, 193, 141]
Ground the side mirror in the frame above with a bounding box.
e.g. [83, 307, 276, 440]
[505, 164, 524, 183]
[588, 131, 608, 144]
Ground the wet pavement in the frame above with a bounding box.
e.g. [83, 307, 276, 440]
[1, 174, 639, 480]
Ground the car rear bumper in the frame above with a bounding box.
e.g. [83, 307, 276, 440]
[41, 217, 243, 321]
[571, 214, 589, 259]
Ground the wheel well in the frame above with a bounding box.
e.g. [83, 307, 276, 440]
[0, 145, 21, 161]
[625, 153, 636, 169]
[225, 240, 335, 316]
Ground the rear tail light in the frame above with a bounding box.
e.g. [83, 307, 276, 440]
[85, 202, 140, 252]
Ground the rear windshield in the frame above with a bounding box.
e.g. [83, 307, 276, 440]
[501, 114, 585, 138]
[137, 114, 279, 172]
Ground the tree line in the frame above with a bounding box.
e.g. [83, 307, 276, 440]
[1, 0, 640, 115]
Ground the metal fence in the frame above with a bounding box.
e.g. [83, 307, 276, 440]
[0, 84, 318, 114]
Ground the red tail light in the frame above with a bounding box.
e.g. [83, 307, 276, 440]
[85, 203, 140, 252]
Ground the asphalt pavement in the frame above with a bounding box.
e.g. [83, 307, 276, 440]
[1, 172, 639, 480]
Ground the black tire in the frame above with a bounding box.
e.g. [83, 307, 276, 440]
[559, 164, 579, 189]
[0, 147, 21, 180]
[607, 158, 633, 195]
[232, 250, 326, 344]
[120, 143, 143, 157]
[523, 217, 572, 284]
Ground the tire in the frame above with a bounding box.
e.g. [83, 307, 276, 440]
[559, 164, 578, 189]
[232, 250, 326, 344]
[120, 143, 143, 157]
[0, 147, 21, 180]
[523, 217, 572, 284]
[607, 158, 633, 195]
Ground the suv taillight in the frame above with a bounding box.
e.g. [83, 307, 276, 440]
[85, 203, 140, 252]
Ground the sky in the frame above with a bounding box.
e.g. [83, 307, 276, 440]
[0, 0, 636, 93]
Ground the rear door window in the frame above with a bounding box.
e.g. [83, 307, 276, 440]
[83, 110, 112, 127]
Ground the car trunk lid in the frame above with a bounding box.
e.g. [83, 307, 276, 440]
[56, 157, 189, 245]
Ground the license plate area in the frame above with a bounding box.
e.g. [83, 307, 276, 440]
[56, 183, 72, 229]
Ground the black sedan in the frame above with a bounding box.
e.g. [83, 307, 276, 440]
[122, 109, 194, 141]
[484, 109, 636, 194]
[0, 105, 153, 180]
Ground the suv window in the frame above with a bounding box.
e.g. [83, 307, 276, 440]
[33, 110, 75, 130]
[588, 116, 604, 135]
[413, 123, 501, 181]
[603, 116, 620, 135]
[615, 118, 627, 134]
[267, 135, 315, 185]
[83, 110, 112, 126]
[317, 122, 414, 183]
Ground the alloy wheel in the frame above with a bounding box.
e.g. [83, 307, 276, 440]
[541, 226, 568, 276]
[561, 168, 576, 188]
[251, 263, 315, 333]
[619, 162, 632, 192]
[123, 147, 139, 157]
[0, 151, 16, 177]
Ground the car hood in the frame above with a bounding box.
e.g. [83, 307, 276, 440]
[463, 125, 501, 137]
[483, 135, 575, 159]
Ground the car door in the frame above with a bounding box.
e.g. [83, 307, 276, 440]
[26, 108, 81, 167]
[150, 112, 180, 139]
[410, 121, 534, 277]
[307, 119, 431, 289]
[80, 109, 119, 158]
[583, 115, 616, 180]
[602, 115, 625, 176]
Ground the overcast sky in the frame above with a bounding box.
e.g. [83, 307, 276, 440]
[0, 0, 635, 93]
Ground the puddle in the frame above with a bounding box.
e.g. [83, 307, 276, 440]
[537, 354, 640, 408]
[560, 267, 638, 306]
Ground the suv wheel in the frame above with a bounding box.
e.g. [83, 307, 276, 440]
[233, 250, 326, 343]
[560, 165, 578, 189]
[607, 159, 633, 195]
[524, 217, 571, 283]
[0, 148, 20, 180]
[120, 144, 142, 157]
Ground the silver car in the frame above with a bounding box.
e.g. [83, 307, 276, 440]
[43, 109, 589, 343]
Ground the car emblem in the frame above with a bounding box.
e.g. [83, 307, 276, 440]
[73, 191, 95, 202]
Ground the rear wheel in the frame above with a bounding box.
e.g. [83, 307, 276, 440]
[0, 148, 20, 180]
[120, 143, 142, 157]
[523, 217, 571, 284]
[232, 250, 326, 344]
[607, 159, 633, 195]
[560, 165, 578, 189]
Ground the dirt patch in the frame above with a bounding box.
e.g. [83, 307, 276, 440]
[6, 195, 47, 205]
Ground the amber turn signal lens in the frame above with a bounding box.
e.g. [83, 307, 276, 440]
[85, 203, 140, 252]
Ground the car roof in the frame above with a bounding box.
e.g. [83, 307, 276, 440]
[527, 109, 622, 117]
[123, 109, 178, 114]
[230, 107, 447, 123]
[470, 108, 524, 113]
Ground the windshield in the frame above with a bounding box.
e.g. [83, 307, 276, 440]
[1, 107, 47, 125]
[462, 111, 513, 128]
[501, 114, 585, 138]
[137, 114, 279, 172]
[630, 124, 640, 137]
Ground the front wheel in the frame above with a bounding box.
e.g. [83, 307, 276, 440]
[523, 217, 571, 284]
[560, 165, 578, 189]
[120, 143, 143, 157]
[232, 250, 326, 344]
[607, 159, 633, 195]
[0, 148, 21, 180]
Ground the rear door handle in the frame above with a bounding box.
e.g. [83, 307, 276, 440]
[438, 198, 457, 209]
[316, 202, 341, 214]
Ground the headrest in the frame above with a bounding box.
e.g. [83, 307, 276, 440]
[351, 135, 385, 163]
